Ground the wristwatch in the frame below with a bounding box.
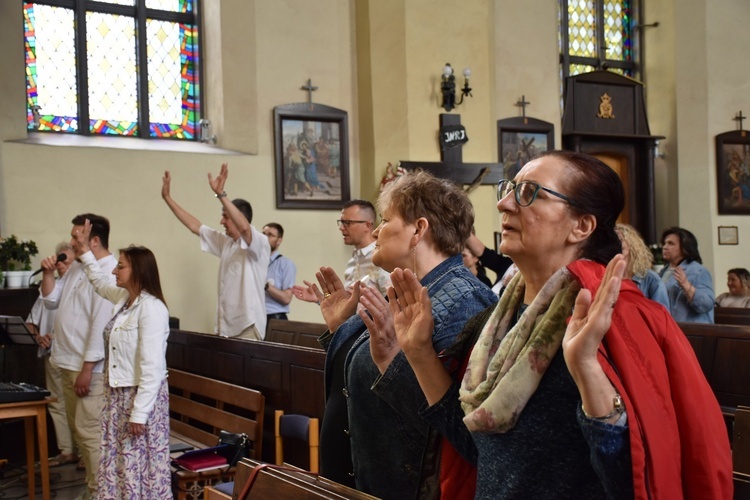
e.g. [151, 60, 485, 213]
[215, 191, 227, 199]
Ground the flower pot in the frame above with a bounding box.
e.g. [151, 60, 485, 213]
[21, 270, 34, 287]
[652, 264, 665, 274]
[5, 270, 25, 288]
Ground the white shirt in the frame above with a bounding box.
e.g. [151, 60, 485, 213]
[344, 241, 391, 296]
[43, 254, 118, 373]
[199, 224, 271, 338]
[26, 292, 55, 357]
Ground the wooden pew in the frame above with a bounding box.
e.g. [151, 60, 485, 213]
[168, 369, 264, 500]
[715, 307, 750, 327]
[679, 321, 750, 445]
[220, 458, 378, 499]
[679, 322, 750, 413]
[266, 319, 326, 349]
[167, 330, 325, 467]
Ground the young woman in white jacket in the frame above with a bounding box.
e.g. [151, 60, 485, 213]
[71, 220, 171, 498]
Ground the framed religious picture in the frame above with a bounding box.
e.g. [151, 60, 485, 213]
[497, 116, 554, 180]
[715, 130, 750, 215]
[273, 103, 350, 209]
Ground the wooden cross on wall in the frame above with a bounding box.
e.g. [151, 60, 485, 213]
[301, 79, 318, 109]
[516, 95, 531, 124]
[734, 111, 746, 130]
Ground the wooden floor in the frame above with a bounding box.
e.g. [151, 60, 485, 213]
[0, 460, 86, 500]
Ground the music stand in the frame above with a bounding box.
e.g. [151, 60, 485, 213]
[0, 316, 37, 345]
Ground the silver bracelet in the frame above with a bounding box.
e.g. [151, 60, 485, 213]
[582, 392, 624, 420]
[215, 191, 227, 199]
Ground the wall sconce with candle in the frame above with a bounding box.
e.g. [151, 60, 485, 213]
[440, 63, 472, 112]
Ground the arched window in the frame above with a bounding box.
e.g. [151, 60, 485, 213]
[559, 0, 640, 79]
[24, 0, 201, 140]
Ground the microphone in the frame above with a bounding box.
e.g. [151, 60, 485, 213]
[30, 252, 67, 278]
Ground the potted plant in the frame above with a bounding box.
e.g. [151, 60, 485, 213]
[0, 235, 39, 288]
[649, 243, 665, 274]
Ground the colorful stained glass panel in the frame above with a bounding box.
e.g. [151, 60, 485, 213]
[96, 0, 135, 6]
[146, 0, 193, 13]
[86, 11, 138, 136]
[604, 0, 631, 61]
[146, 19, 199, 138]
[24, 3, 78, 132]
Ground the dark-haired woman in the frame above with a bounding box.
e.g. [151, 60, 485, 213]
[389, 151, 731, 498]
[73, 221, 171, 499]
[659, 226, 715, 323]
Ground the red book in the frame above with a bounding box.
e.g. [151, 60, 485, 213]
[173, 445, 230, 472]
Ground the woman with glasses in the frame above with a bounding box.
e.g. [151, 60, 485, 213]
[387, 151, 731, 498]
[309, 171, 497, 498]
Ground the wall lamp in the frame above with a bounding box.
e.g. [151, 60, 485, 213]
[199, 118, 217, 144]
[31, 105, 42, 129]
[440, 63, 472, 112]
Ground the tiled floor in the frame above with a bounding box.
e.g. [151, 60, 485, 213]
[0, 460, 86, 499]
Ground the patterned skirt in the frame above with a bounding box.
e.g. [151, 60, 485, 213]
[97, 378, 171, 499]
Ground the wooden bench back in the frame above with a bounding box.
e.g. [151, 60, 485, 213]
[265, 319, 326, 349]
[715, 307, 750, 327]
[168, 369, 264, 458]
[679, 322, 750, 413]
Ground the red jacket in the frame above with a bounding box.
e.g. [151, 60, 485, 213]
[568, 260, 733, 500]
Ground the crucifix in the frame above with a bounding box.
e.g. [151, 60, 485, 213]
[515, 95, 531, 124]
[734, 110, 746, 130]
[300, 79, 318, 109]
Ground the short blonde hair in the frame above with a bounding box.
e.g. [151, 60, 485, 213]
[616, 223, 653, 278]
[376, 170, 473, 256]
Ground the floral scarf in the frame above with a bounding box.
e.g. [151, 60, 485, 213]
[459, 266, 581, 433]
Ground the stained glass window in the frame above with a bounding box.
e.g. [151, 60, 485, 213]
[560, 0, 638, 80]
[24, 0, 200, 140]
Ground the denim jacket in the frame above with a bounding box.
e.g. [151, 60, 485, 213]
[660, 260, 714, 323]
[319, 255, 497, 499]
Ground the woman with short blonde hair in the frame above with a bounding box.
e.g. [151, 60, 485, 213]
[616, 223, 669, 310]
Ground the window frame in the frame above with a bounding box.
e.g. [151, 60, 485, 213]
[559, 0, 642, 81]
[26, 0, 204, 140]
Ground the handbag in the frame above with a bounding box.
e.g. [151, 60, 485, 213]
[217, 430, 250, 468]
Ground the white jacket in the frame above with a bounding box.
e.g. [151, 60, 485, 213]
[80, 251, 170, 424]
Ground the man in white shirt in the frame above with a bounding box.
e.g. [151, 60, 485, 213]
[292, 200, 390, 302]
[162, 163, 271, 339]
[41, 214, 117, 499]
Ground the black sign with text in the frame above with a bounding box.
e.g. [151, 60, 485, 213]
[439, 124, 469, 150]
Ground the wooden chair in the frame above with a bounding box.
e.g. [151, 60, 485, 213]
[168, 369, 264, 500]
[274, 409, 319, 473]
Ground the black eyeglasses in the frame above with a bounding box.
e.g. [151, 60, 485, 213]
[337, 219, 369, 228]
[497, 179, 579, 208]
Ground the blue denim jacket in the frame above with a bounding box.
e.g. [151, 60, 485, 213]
[320, 255, 497, 499]
[632, 269, 670, 311]
[660, 260, 714, 323]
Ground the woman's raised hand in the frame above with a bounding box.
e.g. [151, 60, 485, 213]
[563, 254, 626, 419]
[314, 267, 360, 332]
[359, 284, 397, 374]
[388, 268, 435, 364]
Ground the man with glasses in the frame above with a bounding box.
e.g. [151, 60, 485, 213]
[263, 222, 296, 322]
[293, 200, 390, 303]
[338, 200, 390, 294]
